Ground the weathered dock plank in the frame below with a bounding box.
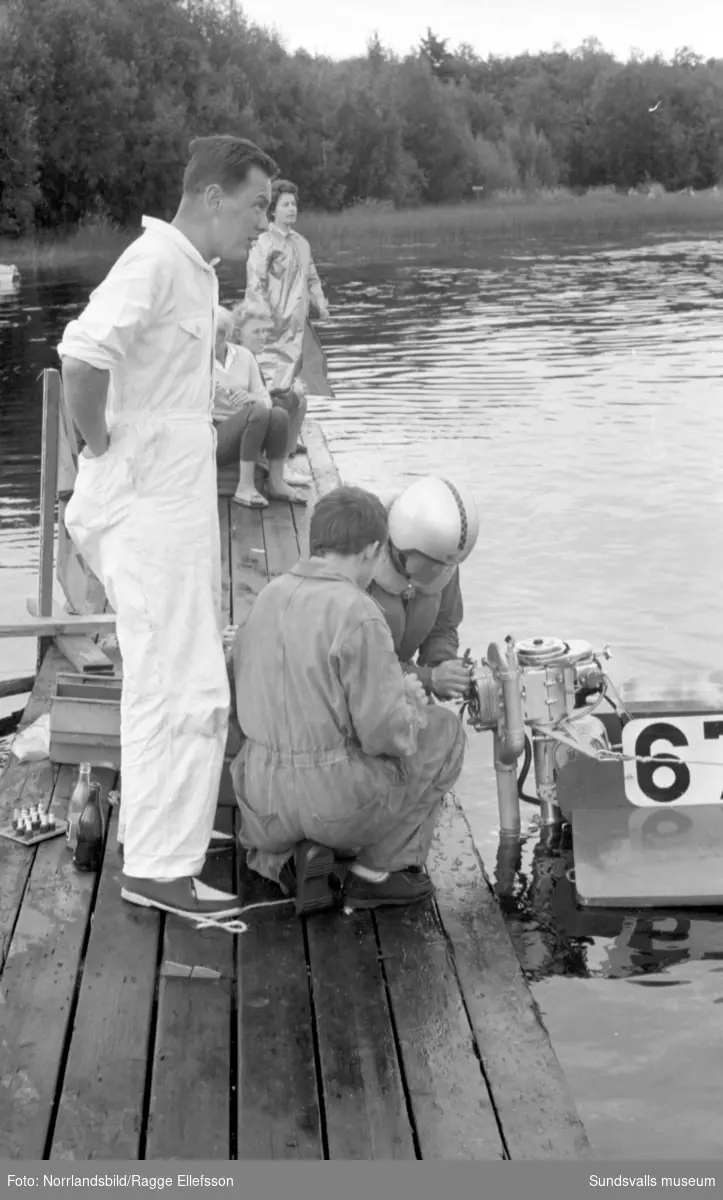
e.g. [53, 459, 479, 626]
[146, 809, 235, 1162]
[306, 909, 416, 1160]
[223, 497, 266, 805]
[291, 491, 312, 557]
[261, 455, 414, 1159]
[49, 805, 158, 1161]
[231, 495, 321, 1159]
[236, 862, 322, 1159]
[0, 650, 64, 971]
[217, 466, 238, 498]
[0, 755, 58, 971]
[375, 900, 506, 1160]
[293, 421, 341, 554]
[304, 421, 342, 497]
[262, 499, 300, 576]
[0, 766, 114, 1159]
[229, 503, 267, 627]
[429, 797, 591, 1160]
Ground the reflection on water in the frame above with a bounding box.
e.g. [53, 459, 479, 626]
[455, 728, 723, 1158]
[494, 823, 723, 983]
[316, 245, 723, 704]
[2, 236, 723, 1156]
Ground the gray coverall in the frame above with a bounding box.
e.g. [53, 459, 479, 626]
[230, 558, 465, 882]
[368, 549, 463, 691]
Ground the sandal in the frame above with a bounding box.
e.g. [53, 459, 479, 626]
[232, 487, 268, 509]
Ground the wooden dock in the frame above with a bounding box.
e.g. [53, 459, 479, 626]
[0, 401, 590, 1160]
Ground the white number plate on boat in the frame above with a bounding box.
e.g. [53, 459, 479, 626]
[622, 715, 723, 807]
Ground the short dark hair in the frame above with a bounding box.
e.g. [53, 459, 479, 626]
[183, 136, 278, 196]
[309, 486, 388, 558]
[269, 178, 299, 219]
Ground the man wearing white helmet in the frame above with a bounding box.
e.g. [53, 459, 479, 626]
[369, 476, 480, 700]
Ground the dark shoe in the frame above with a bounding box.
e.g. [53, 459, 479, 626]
[292, 841, 339, 916]
[120, 874, 244, 919]
[343, 867, 434, 911]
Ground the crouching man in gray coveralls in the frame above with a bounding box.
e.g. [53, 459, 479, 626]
[230, 485, 467, 912]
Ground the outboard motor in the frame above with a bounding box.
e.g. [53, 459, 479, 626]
[460, 635, 628, 832]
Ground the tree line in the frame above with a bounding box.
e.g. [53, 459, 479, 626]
[1, 0, 722, 237]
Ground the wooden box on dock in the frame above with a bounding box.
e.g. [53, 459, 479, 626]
[49, 672, 122, 769]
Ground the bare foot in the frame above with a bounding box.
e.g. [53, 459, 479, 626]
[267, 483, 308, 505]
[284, 466, 311, 486]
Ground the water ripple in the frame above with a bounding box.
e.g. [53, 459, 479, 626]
[2, 237, 723, 699]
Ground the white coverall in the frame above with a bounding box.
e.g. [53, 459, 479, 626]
[58, 217, 230, 881]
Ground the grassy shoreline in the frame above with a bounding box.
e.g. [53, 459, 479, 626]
[2, 188, 722, 273]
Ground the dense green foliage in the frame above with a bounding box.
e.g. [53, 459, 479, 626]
[1, 0, 722, 236]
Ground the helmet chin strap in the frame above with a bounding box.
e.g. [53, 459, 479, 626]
[388, 542, 411, 579]
[389, 542, 452, 582]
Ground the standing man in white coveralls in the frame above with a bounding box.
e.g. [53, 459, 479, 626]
[58, 136, 277, 920]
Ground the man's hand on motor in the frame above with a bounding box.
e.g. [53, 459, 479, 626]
[430, 660, 472, 699]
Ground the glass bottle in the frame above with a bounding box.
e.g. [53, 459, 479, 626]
[73, 782, 104, 873]
[67, 762, 92, 850]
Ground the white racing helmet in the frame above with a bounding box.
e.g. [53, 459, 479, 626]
[387, 476, 479, 566]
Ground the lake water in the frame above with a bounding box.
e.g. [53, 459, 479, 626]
[2, 234, 723, 1159]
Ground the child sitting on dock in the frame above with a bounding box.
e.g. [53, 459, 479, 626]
[230, 300, 310, 487]
[231, 485, 466, 913]
[213, 306, 306, 508]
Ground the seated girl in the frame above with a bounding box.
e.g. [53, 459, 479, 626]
[213, 307, 307, 509]
[231, 301, 310, 487]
